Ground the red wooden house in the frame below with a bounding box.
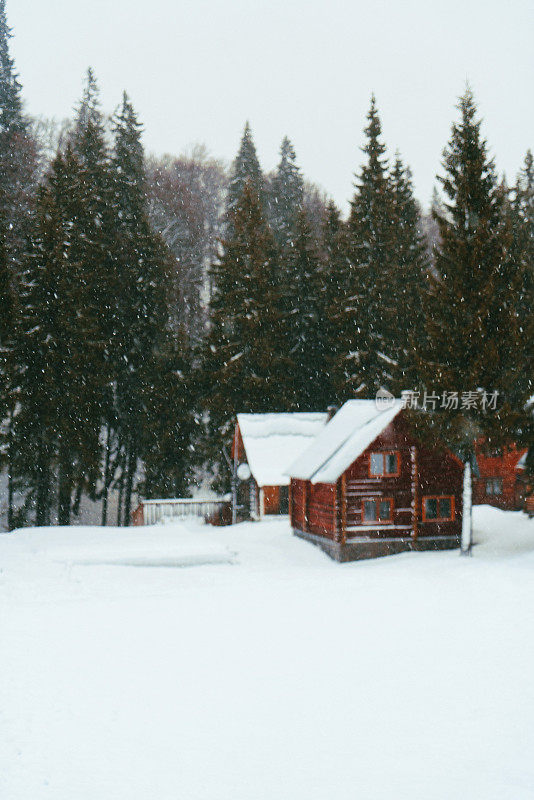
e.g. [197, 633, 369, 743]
[287, 400, 463, 561]
[232, 412, 328, 518]
[472, 440, 528, 511]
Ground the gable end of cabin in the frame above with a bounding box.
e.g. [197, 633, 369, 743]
[290, 413, 463, 561]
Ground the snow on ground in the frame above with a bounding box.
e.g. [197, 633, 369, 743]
[1, 506, 534, 799]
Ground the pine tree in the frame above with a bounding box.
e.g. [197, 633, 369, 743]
[318, 200, 349, 405]
[0, 1, 38, 528]
[423, 89, 526, 406]
[107, 91, 147, 524]
[61, 71, 119, 521]
[111, 92, 189, 522]
[0, 208, 13, 412]
[416, 88, 531, 549]
[0, 207, 16, 527]
[12, 147, 104, 525]
[226, 122, 263, 219]
[279, 209, 325, 410]
[0, 0, 24, 134]
[12, 72, 119, 526]
[204, 180, 287, 461]
[336, 96, 396, 399]
[389, 154, 429, 390]
[268, 136, 304, 250]
[514, 151, 534, 366]
[0, 0, 37, 281]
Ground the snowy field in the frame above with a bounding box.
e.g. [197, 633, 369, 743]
[1, 507, 534, 799]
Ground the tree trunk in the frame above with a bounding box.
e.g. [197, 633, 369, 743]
[122, 442, 137, 527]
[461, 460, 473, 555]
[7, 410, 14, 531]
[101, 423, 112, 526]
[116, 458, 124, 526]
[35, 440, 51, 527]
[57, 444, 73, 526]
[72, 479, 83, 517]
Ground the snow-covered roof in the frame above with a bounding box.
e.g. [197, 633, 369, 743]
[237, 412, 328, 487]
[287, 400, 404, 484]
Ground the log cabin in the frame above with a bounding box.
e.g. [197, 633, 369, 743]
[287, 400, 463, 561]
[472, 440, 529, 511]
[232, 412, 328, 518]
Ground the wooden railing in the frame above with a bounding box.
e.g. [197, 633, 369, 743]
[140, 498, 227, 526]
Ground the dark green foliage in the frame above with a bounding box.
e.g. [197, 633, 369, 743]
[389, 154, 430, 389]
[109, 92, 193, 522]
[0, 208, 13, 410]
[0, 0, 38, 279]
[0, 0, 37, 484]
[204, 181, 287, 455]
[318, 201, 350, 405]
[13, 149, 104, 525]
[336, 96, 398, 399]
[8, 74, 194, 526]
[268, 136, 304, 250]
[514, 151, 534, 363]
[279, 209, 325, 410]
[140, 332, 195, 499]
[0, 0, 24, 135]
[226, 122, 263, 225]
[417, 88, 531, 454]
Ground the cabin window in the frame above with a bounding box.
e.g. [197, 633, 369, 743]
[486, 477, 503, 495]
[362, 498, 393, 523]
[423, 496, 454, 522]
[369, 451, 399, 477]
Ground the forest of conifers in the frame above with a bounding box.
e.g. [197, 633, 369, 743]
[0, 1, 532, 528]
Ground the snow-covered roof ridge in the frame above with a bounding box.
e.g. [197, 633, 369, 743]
[237, 412, 328, 487]
[286, 400, 404, 484]
[237, 412, 327, 439]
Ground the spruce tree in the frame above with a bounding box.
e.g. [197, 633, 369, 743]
[0, 208, 16, 527]
[111, 92, 190, 522]
[13, 71, 119, 526]
[279, 209, 325, 410]
[268, 136, 304, 250]
[416, 88, 531, 549]
[0, 0, 24, 134]
[108, 91, 147, 524]
[336, 96, 396, 399]
[389, 154, 429, 390]
[0, 0, 37, 280]
[226, 122, 263, 219]
[423, 89, 527, 408]
[63, 71, 118, 520]
[514, 151, 534, 365]
[0, 1, 38, 528]
[204, 180, 287, 459]
[13, 147, 104, 525]
[318, 200, 349, 406]
[0, 208, 13, 414]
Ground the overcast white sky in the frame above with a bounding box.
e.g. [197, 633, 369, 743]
[9, 0, 534, 211]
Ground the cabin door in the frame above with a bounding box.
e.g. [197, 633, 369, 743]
[279, 486, 289, 514]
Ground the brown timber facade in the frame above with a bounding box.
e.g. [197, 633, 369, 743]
[289, 413, 463, 561]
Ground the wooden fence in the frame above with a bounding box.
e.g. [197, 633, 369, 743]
[135, 498, 227, 526]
